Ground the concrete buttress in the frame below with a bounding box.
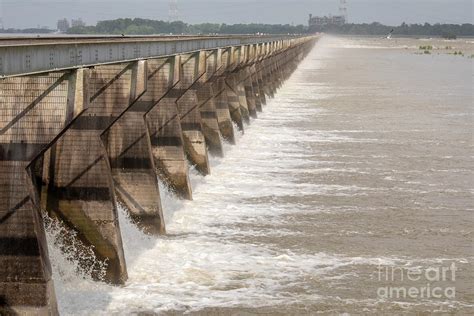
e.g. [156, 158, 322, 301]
[176, 53, 211, 175]
[195, 50, 224, 157]
[0, 69, 88, 314]
[143, 56, 193, 200]
[254, 46, 267, 107]
[229, 47, 251, 125]
[212, 49, 236, 144]
[39, 62, 151, 285]
[99, 61, 167, 236]
[223, 47, 245, 131]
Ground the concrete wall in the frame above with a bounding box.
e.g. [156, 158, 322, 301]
[0, 36, 317, 314]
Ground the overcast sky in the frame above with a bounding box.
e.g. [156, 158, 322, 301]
[0, 0, 472, 29]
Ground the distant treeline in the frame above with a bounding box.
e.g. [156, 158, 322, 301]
[312, 22, 474, 37]
[66, 18, 306, 35]
[1, 19, 473, 37]
[65, 19, 474, 37]
[0, 28, 54, 34]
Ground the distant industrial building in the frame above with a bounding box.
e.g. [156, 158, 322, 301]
[308, 14, 346, 28]
[308, 0, 348, 32]
[57, 18, 70, 33]
[57, 18, 86, 32]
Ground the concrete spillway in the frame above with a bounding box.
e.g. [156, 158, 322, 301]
[0, 35, 317, 314]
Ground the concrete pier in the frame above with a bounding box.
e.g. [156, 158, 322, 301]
[223, 47, 245, 131]
[195, 50, 224, 157]
[243, 66, 259, 118]
[213, 49, 236, 144]
[261, 50, 276, 99]
[0, 69, 88, 314]
[225, 76, 245, 132]
[176, 53, 210, 175]
[0, 35, 317, 313]
[248, 45, 263, 113]
[142, 56, 193, 200]
[236, 79, 251, 124]
[254, 45, 267, 107]
[41, 62, 145, 285]
[101, 60, 166, 236]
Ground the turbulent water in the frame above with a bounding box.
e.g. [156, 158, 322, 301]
[49, 36, 474, 315]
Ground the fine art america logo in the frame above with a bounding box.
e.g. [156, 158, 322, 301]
[377, 263, 457, 299]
